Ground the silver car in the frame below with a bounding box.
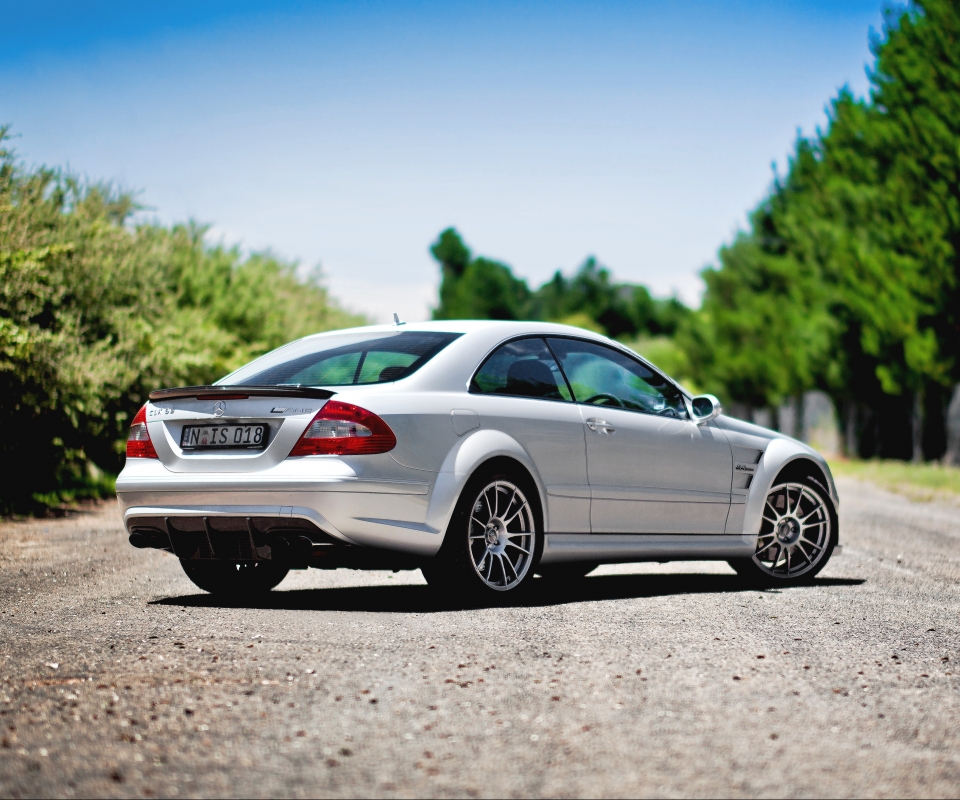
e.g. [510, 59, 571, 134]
[117, 320, 840, 599]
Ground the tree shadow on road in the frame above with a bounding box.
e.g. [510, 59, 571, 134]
[150, 572, 865, 614]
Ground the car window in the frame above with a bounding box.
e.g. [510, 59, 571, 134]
[223, 331, 461, 386]
[546, 337, 687, 418]
[471, 338, 572, 401]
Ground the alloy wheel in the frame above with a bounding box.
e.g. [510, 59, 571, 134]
[753, 481, 832, 579]
[467, 480, 536, 591]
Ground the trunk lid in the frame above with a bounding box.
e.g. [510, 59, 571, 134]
[144, 385, 333, 473]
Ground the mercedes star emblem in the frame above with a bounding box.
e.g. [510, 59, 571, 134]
[213, 401, 226, 417]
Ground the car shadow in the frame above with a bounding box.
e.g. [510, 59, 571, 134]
[150, 572, 865, 614]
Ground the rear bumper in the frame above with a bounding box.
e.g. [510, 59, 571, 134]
[128, 513, 332, 561]
[122, 502, 347, 540]
[116, 459, 443, 558]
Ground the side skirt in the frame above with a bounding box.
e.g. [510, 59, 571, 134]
[540, 533, 756, 565]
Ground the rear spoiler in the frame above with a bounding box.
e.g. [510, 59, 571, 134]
[148, 385, 336, 402]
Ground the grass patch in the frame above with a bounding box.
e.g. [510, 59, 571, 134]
[829, 458, 960, 502]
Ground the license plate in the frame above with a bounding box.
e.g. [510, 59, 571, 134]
[180, 424, 268, 450]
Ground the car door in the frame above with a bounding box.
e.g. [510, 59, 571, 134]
[546, 337, 732, 534]
[468, 337, 591, 534]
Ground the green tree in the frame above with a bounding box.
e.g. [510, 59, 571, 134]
[531, 258, 690, 338]
[430, 228, 690, 340]
[684, 0, 960, 459]
[431, 227, 472, 316]
[431, 229, 531, 320]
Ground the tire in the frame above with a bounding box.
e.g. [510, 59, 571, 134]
[729, 475, 837, 587]
[536, 562, 598, 582]
[422, 464, 544, 600]
[180, 559, 289, 597]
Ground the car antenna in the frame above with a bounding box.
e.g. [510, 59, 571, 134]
[393, 312, 406, 326]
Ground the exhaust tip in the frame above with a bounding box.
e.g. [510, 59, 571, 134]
[129, 528, 170, 550]
[129, 531, 151, 549]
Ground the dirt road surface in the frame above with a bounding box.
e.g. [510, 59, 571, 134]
[1, 476, 958, 798]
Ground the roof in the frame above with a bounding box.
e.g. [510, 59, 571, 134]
[297, 318, 618, 344]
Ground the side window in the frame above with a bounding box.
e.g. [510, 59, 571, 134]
[286, 347, 425, 385]
[287, 352, 360, 386]
[546, 337, 688, 419]
[356, 350, 420, 383]
[471, 338, 572, 401]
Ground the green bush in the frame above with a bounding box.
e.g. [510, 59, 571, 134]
[0, 130, 364, 514]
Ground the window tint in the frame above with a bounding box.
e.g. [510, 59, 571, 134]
[471, 338, 572, 401]
[224, 331, 462, 387]
[546, 338, 687, 418]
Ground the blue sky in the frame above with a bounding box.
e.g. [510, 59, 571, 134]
[3, 1, 885, 321]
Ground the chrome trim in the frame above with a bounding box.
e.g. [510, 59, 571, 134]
[117, 475, 430, 495]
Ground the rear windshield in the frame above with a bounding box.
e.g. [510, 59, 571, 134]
[221, 331, 463, 387]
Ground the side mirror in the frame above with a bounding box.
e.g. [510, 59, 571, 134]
[690, 394, 722, 425]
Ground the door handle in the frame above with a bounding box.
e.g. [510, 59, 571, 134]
[586, 417, 615, 434]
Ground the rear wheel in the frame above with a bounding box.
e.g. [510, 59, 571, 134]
[729, 476, 836, 586]
[422, 466, 543, 600]
[180, 559, 289, 597]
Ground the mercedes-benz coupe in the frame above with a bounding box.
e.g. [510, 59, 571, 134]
[117, 321, 841, 599]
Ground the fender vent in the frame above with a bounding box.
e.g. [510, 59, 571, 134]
[731, 447, 763, 490]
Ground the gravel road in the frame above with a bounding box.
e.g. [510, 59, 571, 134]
[1, 476, 958, 798]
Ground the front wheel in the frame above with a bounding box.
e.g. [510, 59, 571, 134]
[180, 559, 289, 597]
[729, 476, 837, 586]
[422, 467, 543, 600]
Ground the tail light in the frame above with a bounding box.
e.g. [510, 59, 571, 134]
[126, 404, 159, 459]
[288, 401, 396, 456]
